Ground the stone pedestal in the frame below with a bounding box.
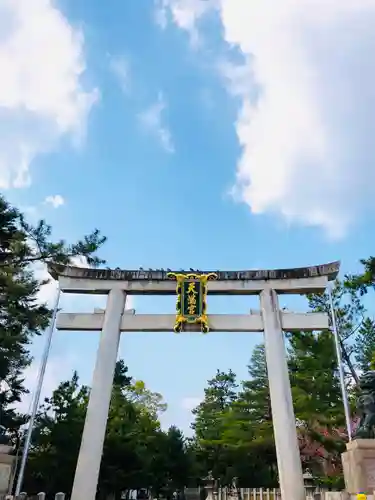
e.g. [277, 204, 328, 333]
[342, 439, 375, 494]
[0, 444, 15, 495]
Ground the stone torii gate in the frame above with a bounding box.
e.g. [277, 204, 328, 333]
[49, 261, 340, 500]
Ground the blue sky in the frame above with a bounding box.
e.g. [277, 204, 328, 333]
[2, 0, 375, 434]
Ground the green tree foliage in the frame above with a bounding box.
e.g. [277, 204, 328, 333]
[99, 366, 161, 497]
[146, 426, 191, 497]
[191, 317, 357, 487]
[344, 258, 375, 380]
[126, 379, 167, 419]
[0, 195, 106, 438]
[308, 273, 375, 388]
[113, 359, 132, 387]
[354, 318, 375, 372]
[288, 280, 368, 482]
[225, 345, 278, 486]
[345, 256, 375, 295]
[23, 361, 189, 499]
[191, 363, 279, 487]
[99, 361, 170, 497]
[239, 344, 272, 446]
[288, 330, 346, 480]
[24, 372, 89, 493]
[191, 370, 238, 484]
[288, 330, 344, 425]
[163, 426, 191, 491]
[192, 369, 238, 439]
[307, 280, 364, 384]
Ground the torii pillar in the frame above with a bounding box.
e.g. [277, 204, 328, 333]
[70, 289, 127, 500]
[260, 288, 305, 500]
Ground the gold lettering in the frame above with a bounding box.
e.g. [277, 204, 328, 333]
[186, 281, 198, 315]
[188, 305, 196, 315]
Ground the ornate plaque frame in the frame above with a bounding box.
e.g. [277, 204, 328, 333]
[167, 273, 217, 333]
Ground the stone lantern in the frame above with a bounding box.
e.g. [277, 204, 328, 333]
[203, 472, 216, 500]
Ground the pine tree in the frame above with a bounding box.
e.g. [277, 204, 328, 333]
[192, 369, 238, 441]
[26, 361, 168, 496]
[240, 344, 271, 425]
[232, 344, 277, 486]
[288, 330, 344, 424]
[163, 426, 190, 492]
[288, 330, 346, 480]
[0, 194, 106, 438]
[191, 370, 238, 483]
[24, 372, 89, 493]
[345, 256, 375, 295]
[354, 317, 375, 372]
[307, 280, 363, 384]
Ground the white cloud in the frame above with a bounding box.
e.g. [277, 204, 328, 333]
[35, 255, 135, 312]
[34, 261, 59, 308]
[44, 194, 65, 209]
[33, 255, 89, 309]
[155, 0, 219, 45]
[69, 255, 90, 268]
[109, 55, 131, 94]
[138, 92, 175, 153]
[159, 0, 375, 238]
[0, 0, 98, 189]
[180, 396, 201, 410]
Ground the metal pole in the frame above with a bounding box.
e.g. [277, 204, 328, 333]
[15, 286, 61, 495]
[327, 284, 352, 441]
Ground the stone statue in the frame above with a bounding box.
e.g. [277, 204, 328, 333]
[354, 371, 375, 439]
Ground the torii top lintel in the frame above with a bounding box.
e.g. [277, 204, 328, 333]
[47, 261, 340, 295]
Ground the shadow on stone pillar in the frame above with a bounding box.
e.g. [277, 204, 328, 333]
[0, 443, 16, 496]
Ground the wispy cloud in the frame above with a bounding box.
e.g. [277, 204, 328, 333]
[0, 0, 98, 189]
[109, 54, 131, 94]
[159, 0, 375, 238]
[44, 194, 65, 208]
[155, 0, 219, 46]
[138, 93, 175, 153]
